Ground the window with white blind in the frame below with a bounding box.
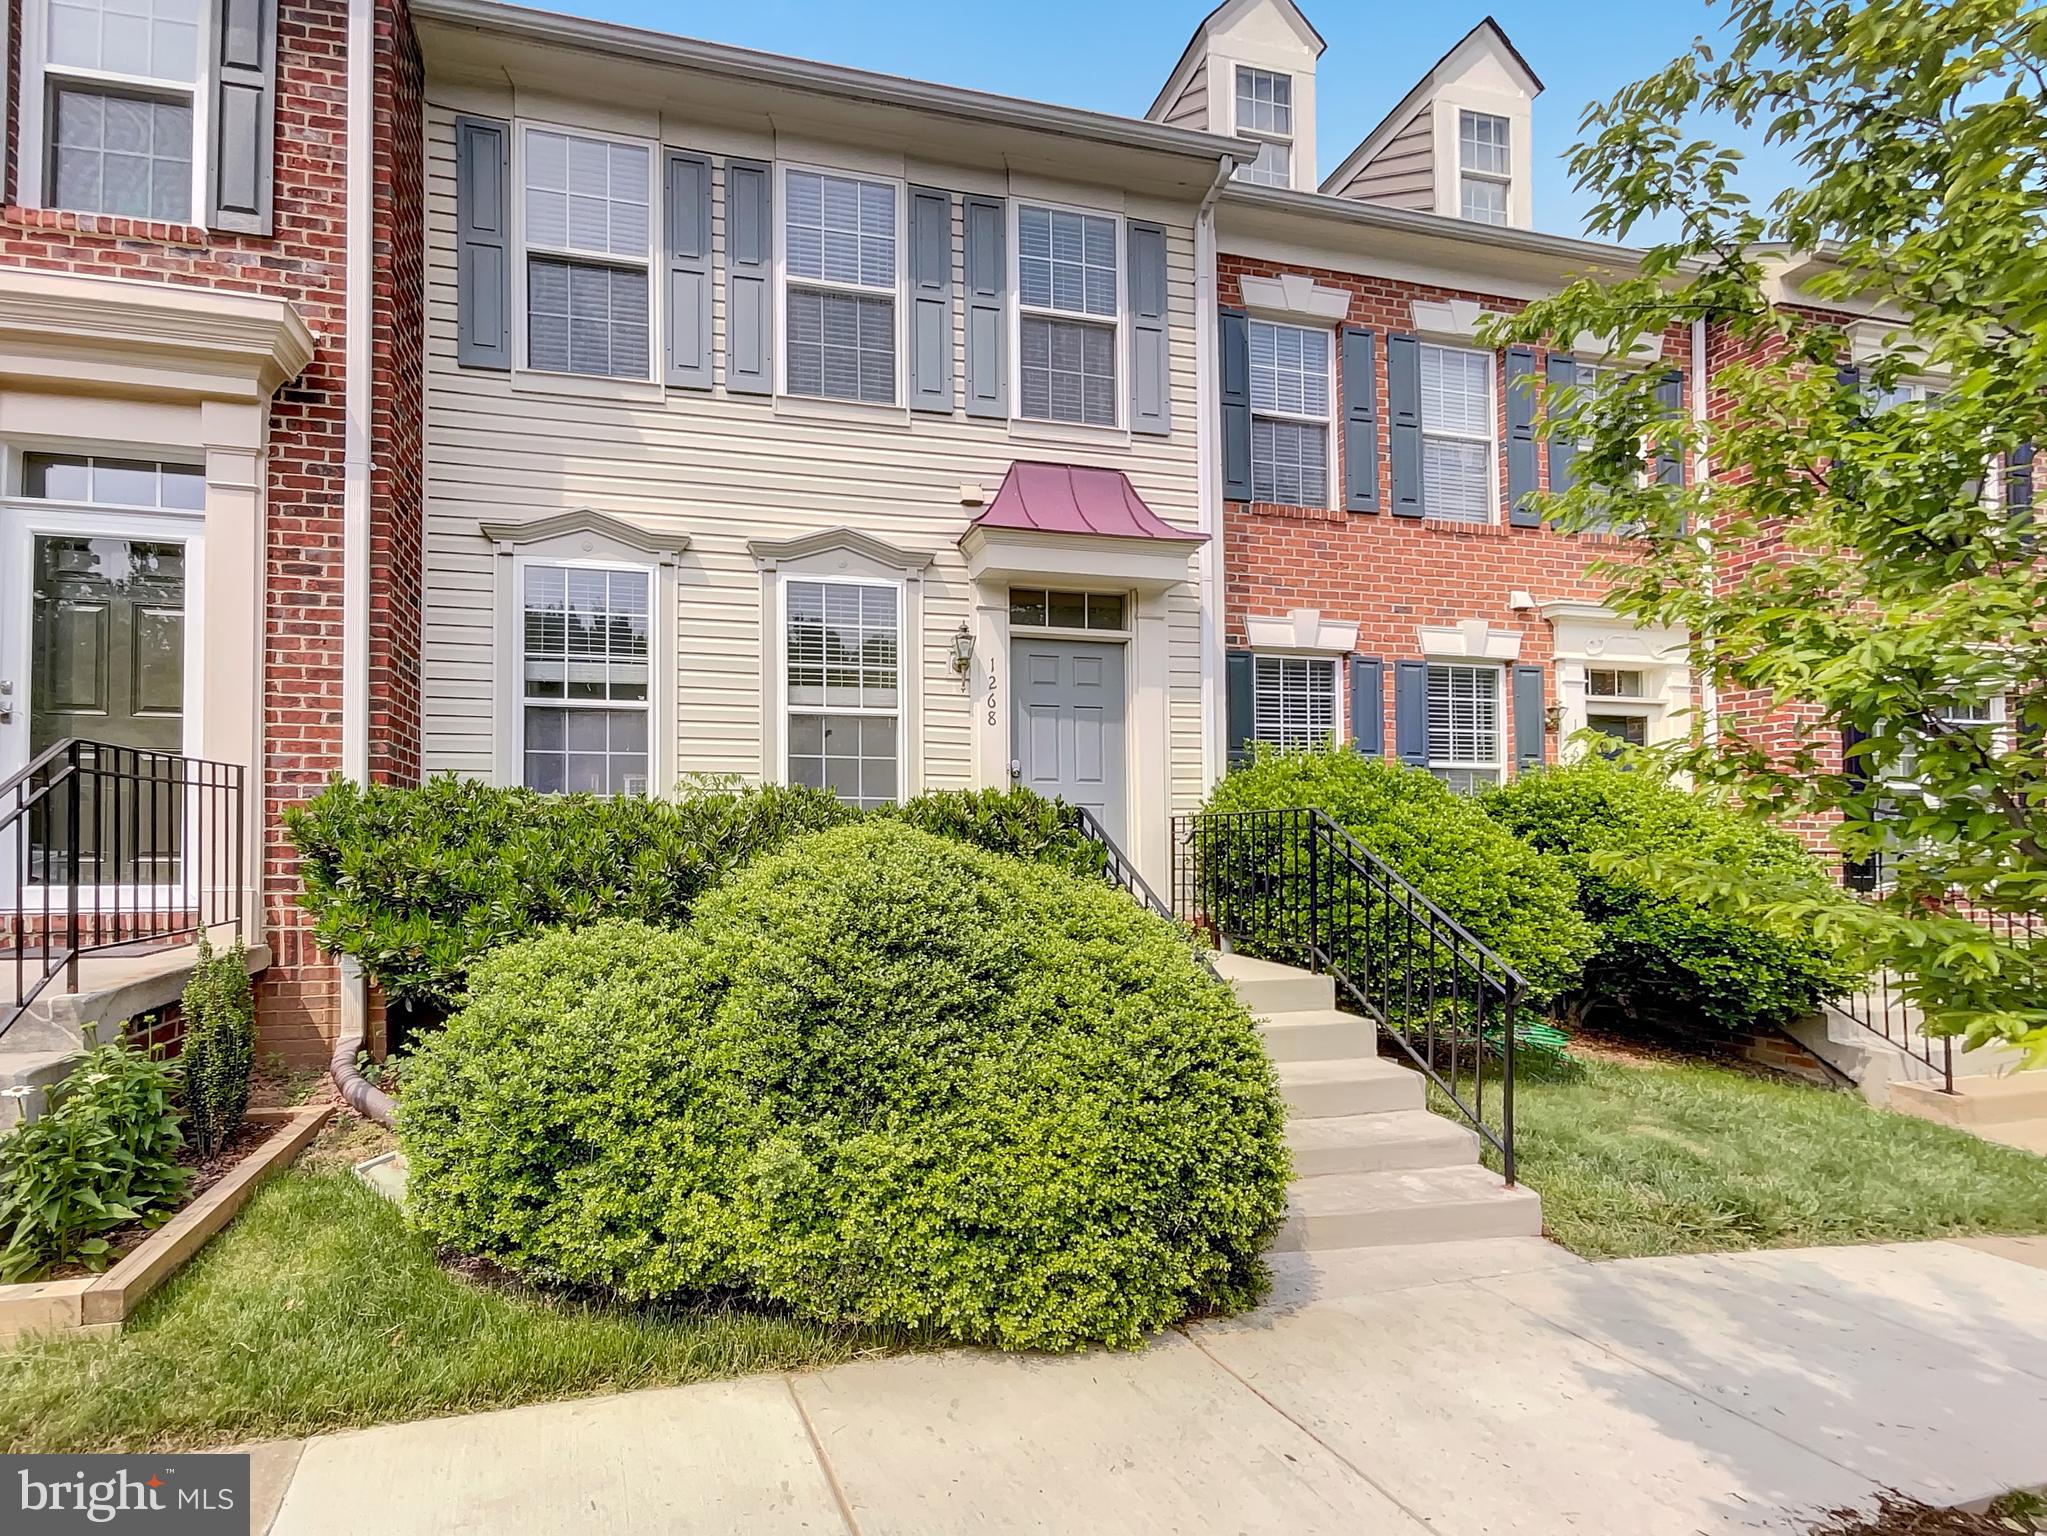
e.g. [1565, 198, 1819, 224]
[1249, 321, 1332, 506]
[1427, 662, 1502, 792]
[1458, 110, 1511, 225]
[783, 168, 900, 404]
[518, 563, 652, 795]
[1420, 344, 1496, 523]
[785, 579, 901, 809]
[1252, 655, 1339, 751]
[1017, 203, 1120, 428]
[522, 128, 652, 379]
[29, 0, 205, 220]
[1232, 66, 1293, 189]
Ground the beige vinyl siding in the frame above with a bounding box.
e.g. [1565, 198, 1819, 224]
[1335, 107, 1434, 210]
[1161, 56, 1208, 131]
[420, 104, 1211, 817]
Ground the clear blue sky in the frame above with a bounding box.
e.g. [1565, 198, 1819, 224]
[524, 0, 1800, 242]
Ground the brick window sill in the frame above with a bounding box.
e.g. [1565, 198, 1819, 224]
[1243, 499, 1345, 523]
[2, 205, 215, 247]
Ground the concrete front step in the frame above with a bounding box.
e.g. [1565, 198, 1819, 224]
[1212, 952, 1335, 1016]
[1287, 1110, 1478, 1176]
[1273, 1165, 1544, 1253]
[0, 1049, 84, 1130]
[3, 938, 268, 1053]
[1258, 1008, 1374, 1064]
[1893, 1071, 2047, 1129]
[1276, 1056, 1421, 1119]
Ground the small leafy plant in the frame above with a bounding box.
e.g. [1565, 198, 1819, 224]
[178, 933, 255, 1159]
[0, 1039, 187, 1282]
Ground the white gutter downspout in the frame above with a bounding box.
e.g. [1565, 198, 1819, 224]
[334, 0, 392, 1126]
[1194, 154, 1236, 790]
[1690, 315, 1717, 746]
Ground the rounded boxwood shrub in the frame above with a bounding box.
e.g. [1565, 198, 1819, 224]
[398, 822, 1289, 1351]
[885, 786, 1109, 879]
[1481, 760, 1861, 1032]
[1202, 749, 1596, 1003]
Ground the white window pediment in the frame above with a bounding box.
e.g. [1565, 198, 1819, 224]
[1411, 298, 1501, 341]
[1419, 618, 1521, 661]
[1239, 273, 1350, 324]
[1245, 607, 1357, 654]
[748, 526, 933, 580]
[1571, 329, 1665, 368]
[482, 509, 690, 564]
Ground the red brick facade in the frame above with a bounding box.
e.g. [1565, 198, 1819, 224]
[1219, 254, 1695, 772]
[2, 0, 424, 1061]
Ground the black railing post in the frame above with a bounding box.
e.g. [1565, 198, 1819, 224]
[1501, 980, 1519, 1187]
[63, 743, 81, 992]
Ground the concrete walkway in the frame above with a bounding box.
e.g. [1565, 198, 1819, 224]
[254, 1236, 2047, 1535]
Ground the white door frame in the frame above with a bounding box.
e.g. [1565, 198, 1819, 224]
[0, 501, 207, 910]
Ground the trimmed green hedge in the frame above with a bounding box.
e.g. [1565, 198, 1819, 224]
[285, 776, 855, 1009]
[1481, 760, 1861, 1032]
[1202, 749, 1596, 1004]
[399, 823, 1289, 1351]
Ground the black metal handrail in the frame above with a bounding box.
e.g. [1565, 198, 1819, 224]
[3, 739, 246, 1038]
[1828, 906, 2044, 1095]
[1070, 807, 1225, 985]
[1172, 807, 1524, 1184]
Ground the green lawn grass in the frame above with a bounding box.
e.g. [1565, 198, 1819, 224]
[0, 1169, 913, 1453]
[1496, 1058, 2047, 1259]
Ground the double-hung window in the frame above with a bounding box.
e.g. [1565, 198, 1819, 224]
[1252, 655, 1338, 750]
[1017, 204, 1120, 428]
[1420, 344, 1496, 523]
[1584, 667, 1651, 751]
[1249, 321, 1331, 505]
[519, 563, 652, 795]
[37, 0, 204, 221]
[1458, 110, 1511, 225]
[1232, 66, 1293, 188]
[786, 579, 900, 809]
[784, 169, 899, 405]
[523, 128, 652, 379]
[1427, 662, 1502, 792]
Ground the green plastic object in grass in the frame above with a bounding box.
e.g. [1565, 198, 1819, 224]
[398, 822, 1291, 1352]
[0, 1039, 188, 1282]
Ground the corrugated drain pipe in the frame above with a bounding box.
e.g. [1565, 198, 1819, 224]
[332, 959, 394, 1128]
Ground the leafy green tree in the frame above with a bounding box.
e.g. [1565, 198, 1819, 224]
[1486, 0, 2047, 1058]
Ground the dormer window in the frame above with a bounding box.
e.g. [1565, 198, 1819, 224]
[1233, 66, 1293, 188]
[1458, 110, 1511, 224]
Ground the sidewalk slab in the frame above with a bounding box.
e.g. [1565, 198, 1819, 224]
[1191, 1281, 1878, 1534]
[269, 1377, 848, 1536]
[1476, 1247, 2047, 1508]
[790, 1330, 1432, 1535]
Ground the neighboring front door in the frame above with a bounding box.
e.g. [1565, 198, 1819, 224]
[1011, 637, 1127, 845]
[13, 532, 189, 887]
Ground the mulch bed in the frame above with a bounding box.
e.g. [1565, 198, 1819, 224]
[43, 1115, 284, 1281]
[1806, 1493, 2046, 1535]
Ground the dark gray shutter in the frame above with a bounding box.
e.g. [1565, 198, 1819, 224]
[1220, 307, 1251, 501]
[1225, 650, 1256, 771]
[454, 116, 511, 371]
[1506, 346, 1541, 526]
[1349, 656, 1384, 756]
[1512, 664, 1546, 771]
[210, 0, 274, 234]
[1841, 725, 1878, 891]
[1387, 333, 1423, 517]
[908, 187, 955, 413]
[2009, 444, 2035, 517]
[1546, 354, 1578, 497]
[1341, 327, 1380, 513]
[725, 159, 772, 395]
[963, 195, 1007, 418]
[1129, 221, 1170, 435]
[664, 153, 713, 390]
[1393, 660, 1429, 766]
[1655, 370, 1686, 486]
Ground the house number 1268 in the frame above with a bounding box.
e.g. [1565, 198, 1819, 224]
[985, 658, 1000, 727]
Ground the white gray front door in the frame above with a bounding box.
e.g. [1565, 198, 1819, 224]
[1012, 637, 1126, 845]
